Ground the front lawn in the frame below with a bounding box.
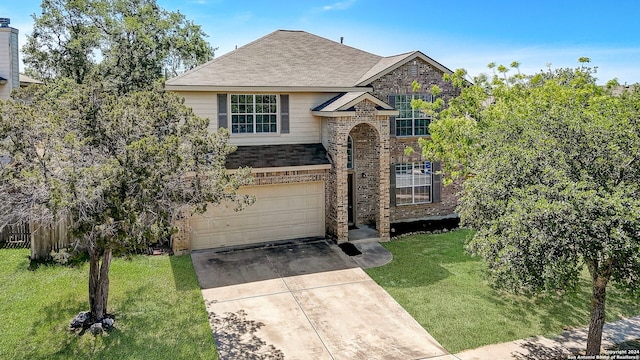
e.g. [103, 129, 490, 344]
[0, 249, 217, 360]
[365, 230, 640, 353]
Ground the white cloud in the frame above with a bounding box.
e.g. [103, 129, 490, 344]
[321, 0, 356, 11]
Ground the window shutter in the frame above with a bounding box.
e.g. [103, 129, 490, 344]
[390, 164, 397, 207]
[280, 94, 289, 134]
[432, 161, 442, 203]
[217, 94, 228, 129]
[388, 94, 396, 137]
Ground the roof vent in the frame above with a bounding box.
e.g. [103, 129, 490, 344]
[0, 18, 9, 28]
[340, 36, 344, 44]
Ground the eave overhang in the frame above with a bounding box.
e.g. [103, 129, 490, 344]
[165, 85, 374, 93]
[311, 91, 398, 117]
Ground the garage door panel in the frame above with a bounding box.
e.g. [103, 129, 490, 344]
[190, 182, 325, 250]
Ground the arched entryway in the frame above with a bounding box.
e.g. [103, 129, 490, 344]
[347, 123, 380, 233]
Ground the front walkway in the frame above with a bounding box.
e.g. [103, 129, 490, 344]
[455, 316, 640, 359]
[192, 239, 454, 360]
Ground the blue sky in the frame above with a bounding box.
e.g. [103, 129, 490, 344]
[2, 0, 640, 84]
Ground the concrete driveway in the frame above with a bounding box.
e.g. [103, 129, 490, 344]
[191, 239, 455, 360]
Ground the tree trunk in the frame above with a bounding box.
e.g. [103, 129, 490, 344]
[585, 274, 608, 355]
[88, 244, 112, 322]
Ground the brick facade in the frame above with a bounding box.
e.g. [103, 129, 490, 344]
[369, 58, 459, 103]
[350, 123, 379, 225]
[370, 58, 461, 223]
[324, 100, 390, 242]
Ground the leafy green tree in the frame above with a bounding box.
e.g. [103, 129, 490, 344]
[23, 0, 215, 93]
[419, 62, 640, 355]
[0, 79, 252, 325]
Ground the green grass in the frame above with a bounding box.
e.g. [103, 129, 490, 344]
[365, 230, 640, 353]
[608, 339, 640, 350]
[0, 249, 218, 360]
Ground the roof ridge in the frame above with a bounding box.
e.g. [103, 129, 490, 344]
[297, 30, 382, 59]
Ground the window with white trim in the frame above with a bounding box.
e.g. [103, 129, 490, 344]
[395, 162, 432, 205]
[230, 94, 278, 134]
[395, 94, 432, 137]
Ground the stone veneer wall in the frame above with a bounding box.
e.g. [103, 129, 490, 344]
[325, 100, 390, 242]
[171, 168, 328, 254]
[369, 58, 462, 223]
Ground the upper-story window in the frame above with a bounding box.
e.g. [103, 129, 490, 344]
[395, 94, 432, 137]
[230, 94, 278, 134]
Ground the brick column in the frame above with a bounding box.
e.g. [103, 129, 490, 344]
[335, 121, 349, 242]
[377, 115, 391, 240]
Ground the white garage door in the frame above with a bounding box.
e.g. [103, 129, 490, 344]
[190, 181, 325, 250]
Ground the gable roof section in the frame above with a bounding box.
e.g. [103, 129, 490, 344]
[166, 30, 382, 90]
[312, 92, 399, 117]
[355, 51, 455, 86]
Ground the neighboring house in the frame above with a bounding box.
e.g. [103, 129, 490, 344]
[0, 18, 19, 100]
[166, 30, 461, 253]
[19, 73, 43, 87]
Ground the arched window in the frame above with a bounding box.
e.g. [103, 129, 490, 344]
[347, 136, 354, 169]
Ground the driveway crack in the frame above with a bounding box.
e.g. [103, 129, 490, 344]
[265, 252, 336, 360]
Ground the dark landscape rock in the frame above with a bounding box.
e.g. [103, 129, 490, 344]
[69, 311, 90, 330]
[102, 318, 114, 329]
[89, 322, 103, 335]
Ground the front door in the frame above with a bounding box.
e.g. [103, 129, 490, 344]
[347, 173, 354, 226]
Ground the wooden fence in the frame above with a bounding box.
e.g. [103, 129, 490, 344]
[30, 219, 73, 260]
[0, 222, 31, 248]
[0, 219, 73, 259]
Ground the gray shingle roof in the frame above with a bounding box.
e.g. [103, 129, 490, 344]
[226, 143, 330, 169]
[167, 30, 382, 88]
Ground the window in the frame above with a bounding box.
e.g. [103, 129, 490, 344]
[347, 136, 353, 169]
[395, 162, 432, 205]
[230, 94, 278, 134]
[395, 94, 432, 137]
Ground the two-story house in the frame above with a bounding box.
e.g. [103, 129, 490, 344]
[167, 30, 460, 253]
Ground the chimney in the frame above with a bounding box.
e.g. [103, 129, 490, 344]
[0, 18, 19, 100]
[340, 36, 344, 44]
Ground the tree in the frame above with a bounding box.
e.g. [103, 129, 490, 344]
[23, 0, 215, 92]
[418, 63, 640, 355]
[0, 79, 253, 326]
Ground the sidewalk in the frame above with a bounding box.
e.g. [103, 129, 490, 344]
[454, 316, 640, 359]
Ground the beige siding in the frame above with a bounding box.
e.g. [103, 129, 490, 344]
[189, 182, 325, 250]
[175, 91, 337, 146]
[176, 91, 217, 133]
[321, 117, 329, 149]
